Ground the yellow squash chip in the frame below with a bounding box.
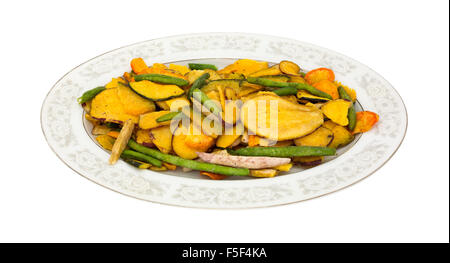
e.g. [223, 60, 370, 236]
[117, 84, 155, 115]
[90, 89, 138, 124]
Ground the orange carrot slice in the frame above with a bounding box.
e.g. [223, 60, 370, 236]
[312, 80, 339, 99]
[200, 171, 227, 180]
[353, 111, 379, 134]
[123, 72, 135, 82]
[305, 68, 335, 85]
[107, 131, 120, 138]
[248, 135, 260, 147]
[130, 58, 149, 74]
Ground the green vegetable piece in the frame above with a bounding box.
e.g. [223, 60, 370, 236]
[272, 87, 298, 96]
[258, 75, 290, 82]
[129, 80, 185, 101]
[77, 86, 106, 104]
[191, 89, 222, 116]
[227, 146, 336, 157]
[128, 140, 249, 176]
[188, 63, 218, 71]
[347, 106, 357, 131]
[156, 111, 181, 123]
[289, 82, 333, 100]
[297, 91, 330, 103]
[134, 74, 189, 86]
[246, 77, 290, 88]
[338, 86, 352, 101]
[338, 86, 357, 131]
[246, 77, 332, 100]
[187, 73, 210, 99]
[186, 72, 221, 117]
[105, 122, 121, 129]
[121, 149, 162, 167]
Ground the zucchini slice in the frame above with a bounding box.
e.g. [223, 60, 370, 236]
[116, 84, 156, 115]
[90, 88, 139, 124]
[129, 80, 184, 101]
[297, 90, 330, 104]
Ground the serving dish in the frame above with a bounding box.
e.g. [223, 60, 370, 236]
[41, 33, 407, 208]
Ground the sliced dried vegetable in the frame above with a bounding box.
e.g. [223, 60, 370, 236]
[321, 99, 352, 126]
[90, 88, 139, 124]
[304, 67, 335, 85]
[353, 111, 379, 134]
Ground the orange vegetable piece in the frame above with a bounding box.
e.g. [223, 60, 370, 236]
[130, 58, 149, 74]
[85, 113, 99, 125]
[184, 134, 215, 152]
[123, 72, 134, 82]
[353, 111, 379, 134]
[312, 80, 339, 99]
[305, 67, 335, 85]
[107, 131, 120, 138]
[163, 162, 177, 170]
[95, 135, 116, 151]
[200, 171, 227, 180]
[135, 129, 152, 145]
[248, 135, 260, 147]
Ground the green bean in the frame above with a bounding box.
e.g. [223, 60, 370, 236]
[121, 149, 162, 167]
[105, 122, 121, 129]
[156, 111, 181, 122]
[289, 82, 333, 100]
[188, 63, 218, 71]
[246, 77, 290, 88]
[187, 73, 210, 99]
[191, 89, 222, 116]
[347, 106, 357, 131]
[337, 86, 351, 101]
[77, 86, 105, 104]
[227, 146, 336, 157]
[338, 86, 357, 131]
[246, 77, 332, 100]
[128, 140, 249, 176]
[272, 87, 298, 96]
[134, 74, 189, 86]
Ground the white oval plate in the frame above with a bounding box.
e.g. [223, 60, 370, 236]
[41, 33, 407, 209]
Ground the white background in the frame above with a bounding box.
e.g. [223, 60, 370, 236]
[0, 0, 448, 243]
